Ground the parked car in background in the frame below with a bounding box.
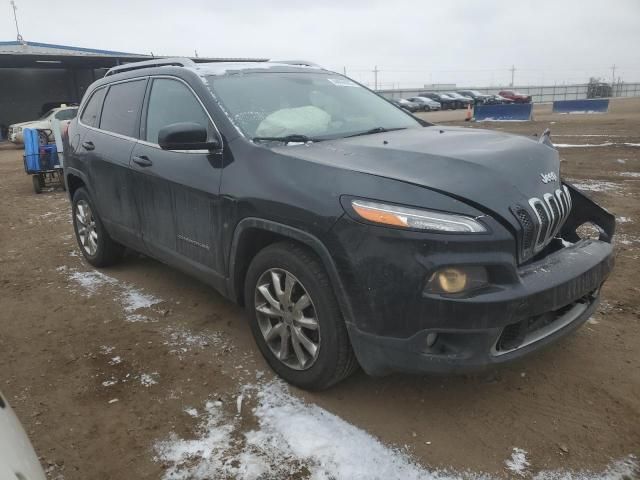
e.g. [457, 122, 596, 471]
[392, 98, 421, 112]
[418, 92, 457, 109]
[0, 391, 46, 480]
[407, 96, 441, 111]
[498, 90, 532, 103]
[457, 90, 492, 104]
[8, 105, 78, 144]
[445, 92, 474, 109]
[65, 58, 615, 390]
[488, 94, 514, 105]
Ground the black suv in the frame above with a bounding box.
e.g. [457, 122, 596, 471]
[64, 58, 615, 390]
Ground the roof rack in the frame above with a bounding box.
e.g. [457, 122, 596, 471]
[104, 57, 196, 77]
[273, 59, 322, 68]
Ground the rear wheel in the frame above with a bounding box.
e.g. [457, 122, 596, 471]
[72, 188, 123, 267]
[244, 241, 358, 390]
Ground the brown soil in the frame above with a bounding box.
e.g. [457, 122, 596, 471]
[1, 98, 639, 479]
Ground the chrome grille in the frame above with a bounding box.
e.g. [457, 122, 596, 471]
[527, 185, 572, 253]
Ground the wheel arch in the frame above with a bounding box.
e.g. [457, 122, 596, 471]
[227, 218, 355, 325]
[64, 167, 90, 201]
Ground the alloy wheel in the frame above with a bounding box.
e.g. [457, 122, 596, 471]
[75, 199, 98, 256]
[254, 268, 320, 370]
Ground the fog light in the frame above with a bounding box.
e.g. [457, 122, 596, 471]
[437, 268, 468, 293]
[425, 333, 438, 348]
[425, 266, 488, 295]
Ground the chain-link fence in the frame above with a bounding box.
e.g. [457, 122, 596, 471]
[378, 82, 640, 103]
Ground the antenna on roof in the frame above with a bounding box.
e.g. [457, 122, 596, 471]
[10, 1, 25, 44]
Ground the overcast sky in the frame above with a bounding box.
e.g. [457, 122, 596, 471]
[3, 0, 640, 88]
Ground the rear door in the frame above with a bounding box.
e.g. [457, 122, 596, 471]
[84, 78, 147, 250]
[130, 76, 225, 283]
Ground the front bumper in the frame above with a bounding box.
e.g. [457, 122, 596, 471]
[331, 212, 614, 375]
[8, 128, 23, 144]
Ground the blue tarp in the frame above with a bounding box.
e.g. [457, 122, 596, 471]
[552, 99, 609, 113]
[474, 103, 533, 121]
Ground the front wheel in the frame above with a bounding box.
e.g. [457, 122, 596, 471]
[244, 241, 358, 390]
[72, 188, 123, 267]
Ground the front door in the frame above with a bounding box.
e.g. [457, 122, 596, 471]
[130, 77, 224, 283]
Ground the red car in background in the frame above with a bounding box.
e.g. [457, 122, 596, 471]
[498, 90, 532, 103]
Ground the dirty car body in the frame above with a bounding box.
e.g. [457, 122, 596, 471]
[63, 58, 615, 384]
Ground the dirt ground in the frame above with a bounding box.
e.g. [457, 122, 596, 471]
[1, 98, 639, 479]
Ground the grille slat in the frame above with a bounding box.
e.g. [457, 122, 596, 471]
[516, 186, 572, 260]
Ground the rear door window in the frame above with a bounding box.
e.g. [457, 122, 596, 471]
[143, 78, 213, 144]
[80, 88, 106, 127]
[100, 79, 147, 137]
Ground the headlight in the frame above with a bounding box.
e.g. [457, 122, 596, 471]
[350, 199, 487, 233]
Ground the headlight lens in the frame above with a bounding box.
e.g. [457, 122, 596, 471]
[351, 200, 486, 233]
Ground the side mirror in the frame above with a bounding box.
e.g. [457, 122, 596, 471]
[158, 122, 220, 151]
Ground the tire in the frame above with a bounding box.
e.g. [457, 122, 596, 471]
[72, 187, 124, 267]
[32, 175, 42, 194]
[244, 241, 358, 390]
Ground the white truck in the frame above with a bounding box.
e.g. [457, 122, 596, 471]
[8, 105, 78, 144]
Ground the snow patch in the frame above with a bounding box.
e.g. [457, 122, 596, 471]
[140, 373, 159, 387]
[505, 448, 529, 477]
[569, 180, 622, 193]
[60, 266, 164, 322]
[554, 142, 640, 148]
[618, 171, 640, 178]
[155, 382, 638, 480]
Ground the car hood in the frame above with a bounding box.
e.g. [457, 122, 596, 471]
[275, 126, 561, 224]
[9, 120, 49, 129]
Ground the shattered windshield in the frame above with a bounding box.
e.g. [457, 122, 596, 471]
[206, 72, 421, 140]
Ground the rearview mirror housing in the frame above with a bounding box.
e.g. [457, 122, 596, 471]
[158, 122, 220, 151]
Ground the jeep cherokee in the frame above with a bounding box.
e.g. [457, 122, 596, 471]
[63, 58, 615, 390]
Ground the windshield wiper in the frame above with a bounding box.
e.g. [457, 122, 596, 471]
[252, 134, 319, 144]
[344, 127, 407, 138]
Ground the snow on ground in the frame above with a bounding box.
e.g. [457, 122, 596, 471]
[60, 265, 162, 321]
[154, 381, 638, 480]
[554, 142, 640, 148]
[505, 448, 529, 477]
[617, 216, 632, 223]
[618, 171, 640, 178]
[567, 179, 623, 193]
[140, 373, 159, 387]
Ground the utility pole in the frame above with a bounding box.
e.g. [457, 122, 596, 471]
[343, 66, 346, 76]
[10, 1, 24, 43]
[509, 65, 515, 87]
[611, 64, 616, 85]
[373, 65, 379, 91]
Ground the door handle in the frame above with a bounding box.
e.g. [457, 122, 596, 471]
[132, 155, 153, 167]
[81, 141, 95, 151]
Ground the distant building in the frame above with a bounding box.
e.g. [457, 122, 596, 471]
[0, 40, 153, 128]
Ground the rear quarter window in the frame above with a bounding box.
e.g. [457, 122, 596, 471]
[100, 79, 147, 137]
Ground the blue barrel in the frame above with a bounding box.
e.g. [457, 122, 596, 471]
[23, 129, 40, 173]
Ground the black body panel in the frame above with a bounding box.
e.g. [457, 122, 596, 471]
[63, 62, 616, 376]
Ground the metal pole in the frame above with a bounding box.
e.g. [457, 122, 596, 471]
[10, 1, 24, 43]
[373, 66, 379, 91]
[510, 65, 515, 87]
